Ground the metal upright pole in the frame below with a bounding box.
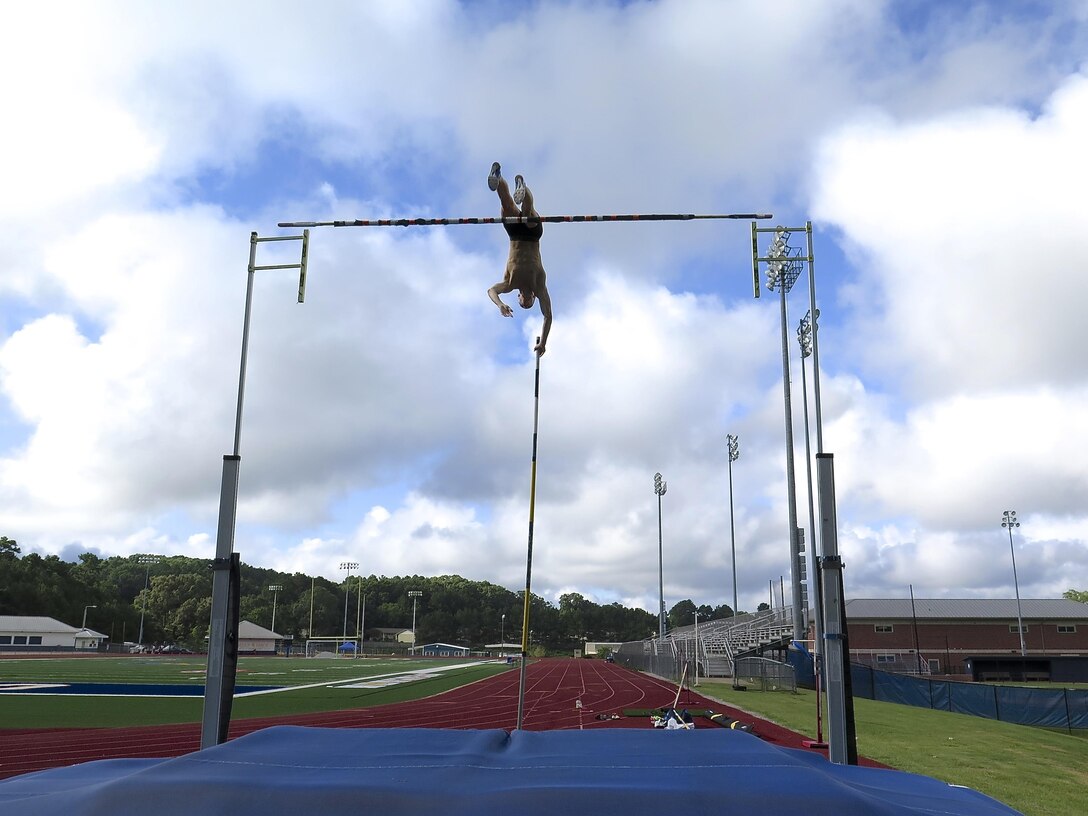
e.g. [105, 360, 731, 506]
[817, 453, 857, 765]
[517, 341, 543, 730]
[201, 230, 308, 749]
[201, 234, 257, 750]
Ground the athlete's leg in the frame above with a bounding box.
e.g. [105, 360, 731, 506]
[513, 175, 535, 216]
[490, 162, 519, 217]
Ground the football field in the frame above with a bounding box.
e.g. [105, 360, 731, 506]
[0, 654, 512, 728]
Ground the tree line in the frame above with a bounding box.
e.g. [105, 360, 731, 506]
[0, 536, 753, 654]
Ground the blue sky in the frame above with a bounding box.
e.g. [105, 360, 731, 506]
[3, 0, 1088, 618]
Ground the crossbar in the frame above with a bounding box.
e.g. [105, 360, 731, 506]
[278, 212, 772, 228]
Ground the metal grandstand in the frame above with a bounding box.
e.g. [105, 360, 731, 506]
[613, 606, 796, 680]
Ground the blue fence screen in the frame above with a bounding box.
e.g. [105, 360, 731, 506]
[850, 664, 1088, 730]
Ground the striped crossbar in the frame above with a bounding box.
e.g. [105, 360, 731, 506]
[278, 212, 772, 228]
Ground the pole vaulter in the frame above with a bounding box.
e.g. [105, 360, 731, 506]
[278, 212, 772, 228]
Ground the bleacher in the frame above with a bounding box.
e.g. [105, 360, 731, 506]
[617, 607, 796, 679]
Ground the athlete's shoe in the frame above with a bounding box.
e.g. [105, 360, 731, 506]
[487, 162, 502, 191]
[513, 174, 527, 206]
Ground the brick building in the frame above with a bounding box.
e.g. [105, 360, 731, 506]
[845, 598, 1088, 680]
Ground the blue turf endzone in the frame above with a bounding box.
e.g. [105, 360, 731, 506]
[0, 683, 279, 697]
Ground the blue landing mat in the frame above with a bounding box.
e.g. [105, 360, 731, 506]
[0, 726, 1021, 816]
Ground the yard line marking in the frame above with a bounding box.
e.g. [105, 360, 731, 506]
[234, 659, 501, 698]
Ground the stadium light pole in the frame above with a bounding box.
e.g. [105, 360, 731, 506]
[654, 472, 668, 641]
[357, 582, 365, 658]
[136, 554, 161, 646]
[501, 613, 506, 653]
[726, 435, 740, 620]
[1001, 511, 1027, 657]
[339, 562, 358, 647]
[81, 605, 96, 630]
[268, 585, 283, 633]
[694, 610, 701, 686]
[307, 575, 315, 640]
[409, 590, 423, 655]
[798, 313, 823, 655]
[764, 227, 805, 640]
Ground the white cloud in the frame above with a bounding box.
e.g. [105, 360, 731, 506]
[4, 1, 1088, 618]
[812, 72, 1088, 395]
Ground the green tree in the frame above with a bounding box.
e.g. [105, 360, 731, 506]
[0, 542, 665, 654]
[139, 572, 212, 645]
[711, 603, 735, 618]
[668, 599, 697, 630]
[1063, 589, 1088, 604]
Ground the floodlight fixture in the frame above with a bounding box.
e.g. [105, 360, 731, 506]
[798, 312, 815, 358]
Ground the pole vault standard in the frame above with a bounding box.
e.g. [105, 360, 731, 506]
[197, 210, 766, 742]
[516, 340, 543, 730]
[278, 212, 772, 229]
[201, 231, 309, 750]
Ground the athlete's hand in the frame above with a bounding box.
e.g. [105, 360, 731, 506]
[499, 304, 513, 317]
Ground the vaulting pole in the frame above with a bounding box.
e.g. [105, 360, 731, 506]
[516, 340, 543, 730]
[279, 212, 772, 229]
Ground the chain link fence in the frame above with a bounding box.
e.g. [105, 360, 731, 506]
[613, 638, 680, 681]
[733, 656, 797, 691]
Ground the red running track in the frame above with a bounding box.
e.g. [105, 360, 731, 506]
[0, 659, 874, 779]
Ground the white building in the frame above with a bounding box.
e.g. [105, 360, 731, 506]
[0, 616, 108, 651]
[238, 620, 282, 654]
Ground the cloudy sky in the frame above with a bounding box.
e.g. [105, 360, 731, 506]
[3, 0, 1088, 619]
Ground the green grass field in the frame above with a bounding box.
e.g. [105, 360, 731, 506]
[698, 680, 1088, 816]
[0, 655, 511, 728]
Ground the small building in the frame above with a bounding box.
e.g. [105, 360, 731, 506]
[237, 620, 282, 654]
[0, 616, 108, 651]
[418, 642, 469, 657]
[373, 627, 413, 643]
[846, 598, 1088, 678]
